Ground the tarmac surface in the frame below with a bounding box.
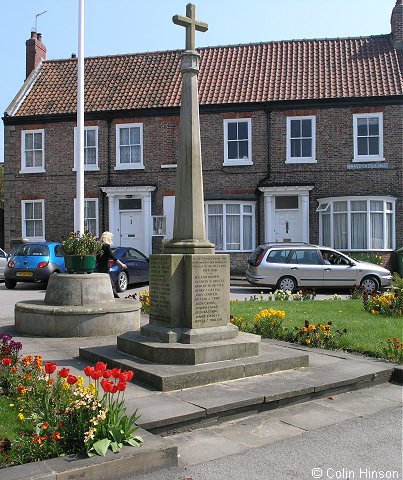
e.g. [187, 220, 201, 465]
[0, 280, 401, 480]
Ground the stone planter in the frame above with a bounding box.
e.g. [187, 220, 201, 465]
[64, 255, 97, 274]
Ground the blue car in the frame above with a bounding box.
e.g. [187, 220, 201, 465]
[108, 247, 149, 293]
[4, 242, 65, 289]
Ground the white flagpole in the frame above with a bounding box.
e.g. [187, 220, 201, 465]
[75, 0, 85, 234]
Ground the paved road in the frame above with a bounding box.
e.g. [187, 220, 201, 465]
[120, 401, 402, 480]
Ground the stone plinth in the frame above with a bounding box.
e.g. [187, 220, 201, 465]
[141, 254, 233, 343]
[15, 273, 140, 337]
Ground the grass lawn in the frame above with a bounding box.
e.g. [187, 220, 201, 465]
[230, 299, 402, 360]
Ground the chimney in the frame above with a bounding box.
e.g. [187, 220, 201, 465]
[25, 30, 47, 79]
[391, 0, 403, 49]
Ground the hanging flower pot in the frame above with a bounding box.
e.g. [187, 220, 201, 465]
[64, 255, 97, 274]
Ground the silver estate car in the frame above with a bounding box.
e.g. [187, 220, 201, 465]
[246, 243, 392, 293]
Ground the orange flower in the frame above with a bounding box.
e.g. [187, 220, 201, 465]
[51, 431, 61, 442]
[32, 434, 42, 444]
[22, 355, 33, 366]
[17, 385, 27, 395]
[42, 421, 50, 430]
[11, 366, 17, 373]
[24, 373, 31, 380]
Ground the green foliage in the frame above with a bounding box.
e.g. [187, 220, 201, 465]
[61, 231, 102, 256]
[351, 252, 383, 265]
[390, 272, 403, 290]
[381, 338, 403, 363]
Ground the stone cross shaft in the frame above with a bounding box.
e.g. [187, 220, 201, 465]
[164, 3, 214, 254]
[172, 3, 208, 51]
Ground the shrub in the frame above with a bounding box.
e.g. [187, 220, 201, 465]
[231, 309, 287, 339]
[139, 290, 150, 314]
[351, 253, 382, 265]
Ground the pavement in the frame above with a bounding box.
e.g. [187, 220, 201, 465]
[0, 280, 401, 480]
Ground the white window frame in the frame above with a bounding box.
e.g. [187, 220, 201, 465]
[223, 119, 253, 166]
[317, 196, 396, 251]
[115, 123, 144, 170]
[353, 113, 384, 162]
[286, 116, 316, 164]
[73, 126, 99, 171]
[205, 201, 256, 252]
[20, 129, 45, 173]
[74, 198, 99, 236]
[21, 199, 45, 241]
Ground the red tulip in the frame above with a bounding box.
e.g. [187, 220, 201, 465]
[67, 375, 78, 385]
[1, 358, 12, 366]
[111, 384, 118, 394]
[100, 379, 114, 392]
[125, 370, 134, 382]
[103, 369, 112, 379]
[116, 381, 127, 391]
[119, 372, 128, 382]
[95, 361, 107, 372]
[91, 370, 103, 380]
[84, 366, 94, 377]
[57, 368, 70, 378]
[45, 362, 57, 375]
[111, 368, 121, 379]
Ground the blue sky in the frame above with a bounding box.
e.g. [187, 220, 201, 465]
[0, 0, 396, 163]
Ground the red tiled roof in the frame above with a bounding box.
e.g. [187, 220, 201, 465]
[11, 35, 403, 117]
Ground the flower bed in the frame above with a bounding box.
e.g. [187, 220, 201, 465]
[0, 335, 142, 467]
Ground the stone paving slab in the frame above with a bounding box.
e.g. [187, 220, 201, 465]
[168, 382, 265, 414]
[269, 400, 357, 430]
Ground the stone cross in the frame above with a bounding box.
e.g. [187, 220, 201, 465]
[172, 3, 208, 51]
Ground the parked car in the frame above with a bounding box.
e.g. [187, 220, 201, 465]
[246, 243, 392, 293]
[4, 242, 65, 289]
[107, 247, 149, 293]
[0, 247, 10, 280]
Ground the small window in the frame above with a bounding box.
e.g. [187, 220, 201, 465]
[22, 200, 45, 241]
[116, 123, 144, 170]
[353, 113, 384, 162]
[21, 130, 45, 173]
[286, 116, 316, 163]
[74, 127, 99, 170]
[223, 119, 253, 166]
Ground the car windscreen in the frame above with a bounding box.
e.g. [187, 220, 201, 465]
[13, 244, 50, 256]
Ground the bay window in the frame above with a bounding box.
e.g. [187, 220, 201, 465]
[317, 197, 395, 250]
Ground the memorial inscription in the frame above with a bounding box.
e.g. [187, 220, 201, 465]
[150, 256, 172, 324]
[190, 255, 229, 328]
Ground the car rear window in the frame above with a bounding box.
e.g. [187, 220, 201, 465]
[14, 245, 50, 256]
[248, 246, 267, 266]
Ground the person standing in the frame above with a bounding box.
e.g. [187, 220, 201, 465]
[97, 231, 126, 298]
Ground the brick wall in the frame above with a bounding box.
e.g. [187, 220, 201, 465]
[3, 102, 402, 274]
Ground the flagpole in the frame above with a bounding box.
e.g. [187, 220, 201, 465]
[75, 0, 85, 234]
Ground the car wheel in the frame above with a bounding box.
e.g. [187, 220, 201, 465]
[276, 276, 297, 293]
[116, 271, 128, 293]
[5, 279, 17, 289]
[360, 276, 380, 293]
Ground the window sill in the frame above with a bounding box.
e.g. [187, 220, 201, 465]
[285, 159, 317, 164]
[161, 164, 177, 169]
[222, 160, 253, 167]
[19, 168, 46, 174]
[72, 167, 100, 172]
[114, 165, 145, 170]
[352, 157, 385, 163]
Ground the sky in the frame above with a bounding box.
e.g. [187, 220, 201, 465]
[0, 0, 397, 163]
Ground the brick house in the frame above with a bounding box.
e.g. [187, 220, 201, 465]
[2, 1, 402, 273]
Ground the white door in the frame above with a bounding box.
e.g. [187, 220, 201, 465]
[274, 211, 300, 242]
[120, 211, 144, 251]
